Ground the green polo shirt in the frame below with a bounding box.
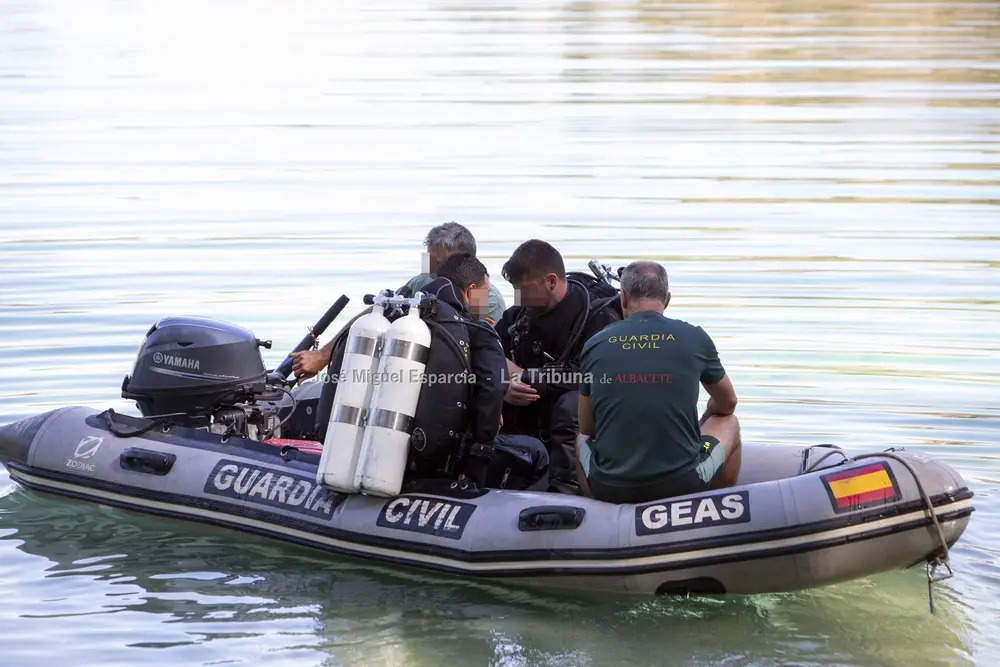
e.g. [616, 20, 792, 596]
[400, 273, 506, 325]
[579, 310, 726, 482]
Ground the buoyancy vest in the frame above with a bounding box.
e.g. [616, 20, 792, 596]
[408, 283, 474, 472]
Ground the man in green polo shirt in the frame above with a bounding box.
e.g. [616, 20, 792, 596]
[575, 260, 741, 504]
[398, 222, 506, 325]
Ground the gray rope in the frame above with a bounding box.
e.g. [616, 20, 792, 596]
[801, 448, 954, 614]
[850, 452, 953, 614]
[801, 448, 850, 475]
[849, 453, 950, 556]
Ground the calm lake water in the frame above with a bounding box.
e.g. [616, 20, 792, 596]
[1, 0, 998, 664]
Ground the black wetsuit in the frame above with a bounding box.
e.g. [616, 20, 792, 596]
[495, 280, 621, 483]
[412, 278, 549, 488]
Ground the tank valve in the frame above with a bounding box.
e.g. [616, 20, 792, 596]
[255, 338, 273, 349]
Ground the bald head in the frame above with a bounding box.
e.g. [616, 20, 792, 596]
[621, 260, 669, 304]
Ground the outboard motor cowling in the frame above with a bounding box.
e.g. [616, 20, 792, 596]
[123, 316, 269, 428]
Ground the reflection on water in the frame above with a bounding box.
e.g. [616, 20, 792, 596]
[0, 490, 977, 665]
[1, 0, 998, 664]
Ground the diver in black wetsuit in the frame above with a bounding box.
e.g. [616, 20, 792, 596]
[494, 240, 622, 489]
[408, 253, 548, 489]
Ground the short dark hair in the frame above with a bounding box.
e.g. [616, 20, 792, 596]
[501, 239, 565, 283]
[436, 253, 488, 293]
[425, 222, 477, 256]
[621, 261, 669, 302]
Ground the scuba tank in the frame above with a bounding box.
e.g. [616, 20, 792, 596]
[354, 298, 432, 497]
[317, 298, 391, 493]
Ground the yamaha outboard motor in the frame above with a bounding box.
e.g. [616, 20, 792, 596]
[118, 298, 350, 441]
[122, 316, 273, 432]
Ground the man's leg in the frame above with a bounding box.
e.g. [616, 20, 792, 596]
[700, 414, 742, 489]
[547, 390, 580, 484]
[492, 433, 549, 490]
[574, 434, 594, 498]
[500, 402, 537, 436]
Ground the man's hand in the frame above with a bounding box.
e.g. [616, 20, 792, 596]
[504, 358, 539, 406]
[289, 349, 330, 381]
[505, 375, 539, 406]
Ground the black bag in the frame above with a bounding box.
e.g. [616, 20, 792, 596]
[460, 439, 549, 490]
[566, 271, 624, 321]
[567, 270, 618, 300]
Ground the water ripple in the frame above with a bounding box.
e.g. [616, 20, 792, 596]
[1, 0, 997, 664]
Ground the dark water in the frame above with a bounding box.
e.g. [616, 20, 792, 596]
[1, 0, 998, 664]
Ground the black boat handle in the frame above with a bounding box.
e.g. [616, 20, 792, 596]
[275, 295, 350, 380]
[119, 448, 176, 476]
[518, 506, 586, 532]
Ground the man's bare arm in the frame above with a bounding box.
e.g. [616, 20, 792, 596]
[289, 343, 333, 381]
[289, 307, 372, 381]
[700, 374, 737, 425]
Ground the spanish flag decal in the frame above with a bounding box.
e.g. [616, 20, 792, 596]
[821, 462, 901, 513]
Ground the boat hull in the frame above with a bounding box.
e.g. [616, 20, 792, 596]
[0, 406, 974, 595]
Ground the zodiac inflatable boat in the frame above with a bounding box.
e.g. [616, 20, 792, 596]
[0, 407, 974, 595]
[0, 296, 975, 596]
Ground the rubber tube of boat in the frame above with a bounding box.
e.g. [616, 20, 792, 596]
[316, 303, 390, 492]
[354, 300, 431, 497]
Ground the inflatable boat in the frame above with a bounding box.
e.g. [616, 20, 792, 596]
[0, 294, 975, 596]
[0, 409, 974, 596]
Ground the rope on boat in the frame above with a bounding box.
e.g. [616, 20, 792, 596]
[851, 451, 954, 615]
[799, 447, 955, 615]
[99, 408, 180, 438]
[799, 444, 848, 474]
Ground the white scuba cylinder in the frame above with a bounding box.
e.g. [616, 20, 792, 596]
[317, 307, 390, 493]
[354, 304, 431, 497]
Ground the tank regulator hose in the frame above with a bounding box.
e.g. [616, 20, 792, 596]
[262, 386, 297, 441]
